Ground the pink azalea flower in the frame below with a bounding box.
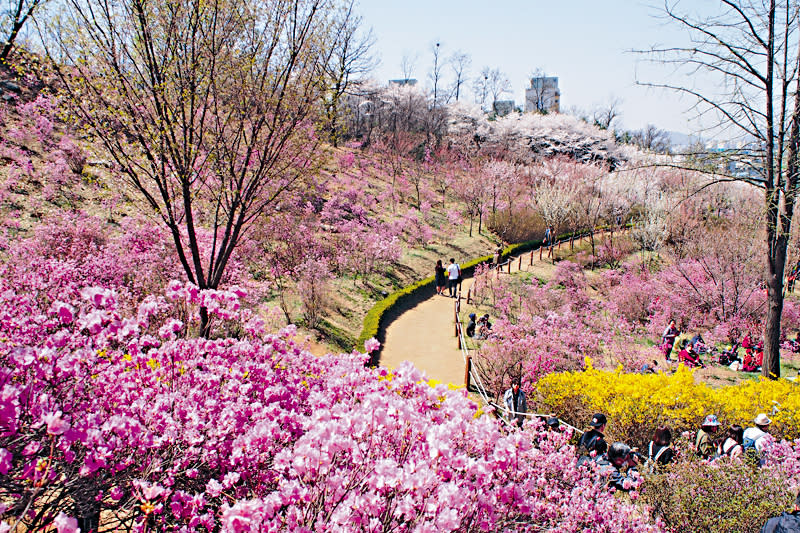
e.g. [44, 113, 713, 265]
[53, 512, 80, 533]
[43, 411, 70, 435]
[364, 337, 380, 353]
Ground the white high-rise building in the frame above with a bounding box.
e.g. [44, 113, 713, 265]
[525, 77, 560, 114]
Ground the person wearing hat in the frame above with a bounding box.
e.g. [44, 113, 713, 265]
[578, 413, 608, 461]
[546, 416, 560, 431]
[696, 414, 721, 458]
[761, 489, 800, 532]
[743, 413, 772, 454]
[594, 442, 640, 492]
[466, 313, 477, 338]
[503, 379, 527, 428]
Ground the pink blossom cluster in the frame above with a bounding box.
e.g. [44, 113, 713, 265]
[473, 261, 648, 400]
[0, 268, 664, 532]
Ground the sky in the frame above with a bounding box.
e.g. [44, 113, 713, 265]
[357, 0, 706, 135]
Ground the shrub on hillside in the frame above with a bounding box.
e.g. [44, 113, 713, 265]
[641, 454, 792, 533]
[0, 271, 664, 532]
[534, 361, 800, 446]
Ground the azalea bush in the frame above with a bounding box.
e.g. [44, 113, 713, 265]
[471, 261, 651, 401]
[534, 361, 800, 445]
[0, 269, 667, 532]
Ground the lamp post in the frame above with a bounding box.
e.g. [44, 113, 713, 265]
[433, 42, 440, 108]
[482, 74, 488, 112]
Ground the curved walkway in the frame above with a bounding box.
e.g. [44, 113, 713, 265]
[380, 234, 596, 383]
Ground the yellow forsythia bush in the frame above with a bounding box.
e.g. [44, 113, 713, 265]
[534, 358, 800, 446]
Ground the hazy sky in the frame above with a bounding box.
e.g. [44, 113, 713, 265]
[358, 0, 706, 135]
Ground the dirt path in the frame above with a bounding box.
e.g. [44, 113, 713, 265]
[380, 235, 596, 384]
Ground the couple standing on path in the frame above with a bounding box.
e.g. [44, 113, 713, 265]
[435, 258, 462, 298]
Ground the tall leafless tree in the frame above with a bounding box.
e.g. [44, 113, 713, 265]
[631, 124, 671, 153]
[485, 67, 512, 107]
[322, 0, 377, 147]
[429, 40, 443, 108]
[593, 98, 622, 130]
[448, 50, 471, 102]
[44, 0, 339, 336]
[642, 0, 800, 378]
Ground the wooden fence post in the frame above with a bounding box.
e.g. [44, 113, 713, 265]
[518, 256, 522, 270]
[466, 287, 472, 304]
[530, 250, 534, 265]
[465, 355, 471, 389]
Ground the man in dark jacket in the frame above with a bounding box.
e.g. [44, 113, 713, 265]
[577, 413, 608, 466]
[761, 491, 800, 532]
[595, 442, 640, 492]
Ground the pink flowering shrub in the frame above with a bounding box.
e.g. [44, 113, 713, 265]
[473, 261, 651, 399]
[0, 266, 665, 532]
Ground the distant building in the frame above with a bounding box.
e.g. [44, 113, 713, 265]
[388, 79, 418, 87]
[525, 76, 560, 114]
[492, 100, 515, 117]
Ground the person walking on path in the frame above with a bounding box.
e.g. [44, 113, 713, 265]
[503, 379, 527, 428]
[760, 490, 800, 532]
[434, 259, 447, 295]
[446, 258, 461, 298]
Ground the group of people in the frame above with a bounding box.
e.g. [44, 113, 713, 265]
[498, 383, 800, 528]
[434, 258, 462, 298]
[659, 320, 765, 372]
[575, 412, 675, 492]
[695, 412, 772, 461]
[466, 313, 492, 340]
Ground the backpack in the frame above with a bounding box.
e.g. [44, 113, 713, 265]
[644, 442, 669, 474]
[742, 434, 764, 466]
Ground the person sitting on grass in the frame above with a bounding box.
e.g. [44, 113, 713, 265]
[678, 341, 703, 368]
[466, 313, 477, 338]
[742, 343, 763, 372]
[595, 442, 640, 492]
[476, 314, 493, 340]
[690, 332, 708, 354]
[696, 414, 721, 459]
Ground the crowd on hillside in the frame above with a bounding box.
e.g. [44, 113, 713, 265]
[658, 319, 781, 373]
[499, 383, 799, 531]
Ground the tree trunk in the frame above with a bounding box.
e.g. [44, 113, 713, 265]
[199, 306, 211, 338]
[763, 279, 783, 378]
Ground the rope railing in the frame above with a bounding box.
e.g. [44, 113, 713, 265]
[451, 229, 600, 435]
[454, 304, 583, 435]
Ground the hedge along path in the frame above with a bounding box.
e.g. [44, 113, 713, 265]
[380, 230, 606, 385]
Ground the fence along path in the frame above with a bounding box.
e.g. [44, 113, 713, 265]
[380, 230, 605, 431]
